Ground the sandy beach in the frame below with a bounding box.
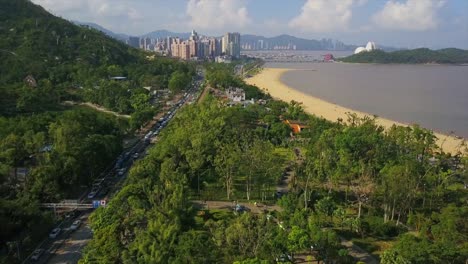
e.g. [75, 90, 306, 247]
[246, 67, 466, 154]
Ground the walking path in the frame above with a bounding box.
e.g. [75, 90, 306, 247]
[191, 200, 282, 214]
[197, 85, 210, 104]
[193, 147, 378, 263]
[62, 101, 131, 118]
[340, 238, 379, 264]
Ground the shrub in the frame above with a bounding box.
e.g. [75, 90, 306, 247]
[363, 216, 407, 238]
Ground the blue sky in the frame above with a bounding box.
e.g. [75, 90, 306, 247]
[32, 0, 468, 49]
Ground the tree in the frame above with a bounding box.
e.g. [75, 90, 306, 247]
[233, 258, 269, 264]
[173, 230, 219, 263]
[287, 226, 309, 258]
[130, 93, 150, 112]
[242, 139, 279, 201]
[215, 143, 242, 200]
[333, 207, 347, 229]
[168, 71, 190, 93]
[380, 249, 411, 264]
[351, 173, 375, 218]
[315, 196, 337, 222]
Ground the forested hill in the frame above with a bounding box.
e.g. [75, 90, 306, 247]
[340, 48, 468, 64]
[0, 0, 192, 117]
[0, 0, 142, 85]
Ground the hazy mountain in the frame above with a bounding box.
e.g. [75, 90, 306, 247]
[241, 34, 358, 51]
[73, 21, 129, 41]
[69, 22, 400, 51]
[141, 30, 191, 40]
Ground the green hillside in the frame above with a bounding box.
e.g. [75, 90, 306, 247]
[340, 48, 468, 64]
[0, 0, 193, 116]
[0, 0, 137, 90]
[0, 1, 194, 261]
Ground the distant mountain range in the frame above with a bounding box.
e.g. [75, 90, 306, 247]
[73, 21, 130, 41]
[141, 30, 191, 40]
[241, 34, 356, 51]
[73, 21, 399, 52]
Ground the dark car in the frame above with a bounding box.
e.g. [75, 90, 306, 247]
[276, 253, 293, 263]
[234, 204, 250, 213]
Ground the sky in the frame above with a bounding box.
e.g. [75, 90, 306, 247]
[32, 0, 468, 49]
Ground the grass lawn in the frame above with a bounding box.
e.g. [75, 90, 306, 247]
[274, 147, 295, 163]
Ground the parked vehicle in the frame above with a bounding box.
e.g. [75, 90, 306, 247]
[31, 249, 44, 261]
[87, 186, 100, 199]
[118, 167, 127, 176]
[65, 210, 78, 219]
[234, 204, 250, 213]
[70, 220, 81, 231]
[276, 254, 293, 263]
[92, 178, 105, 186]
[49, 228, 61, 239]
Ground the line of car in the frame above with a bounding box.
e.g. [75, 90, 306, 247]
[30, 219, 83, 261]
[29, 78, 202, 263]
[86, 85, 197, 202]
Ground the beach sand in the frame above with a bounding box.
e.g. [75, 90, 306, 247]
[246, 67, 466, 154]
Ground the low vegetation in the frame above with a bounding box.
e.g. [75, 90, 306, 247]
[340, 48, 468, 64]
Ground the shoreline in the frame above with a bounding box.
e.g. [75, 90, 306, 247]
[245, 67, 466, 154]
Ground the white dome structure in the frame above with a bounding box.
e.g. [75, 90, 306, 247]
[354, 47, 367, 54]
[354, 41, 378, 54]
[365, 41, 377, 51]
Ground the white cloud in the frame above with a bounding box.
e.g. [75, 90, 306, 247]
[372, 0, 446, 31]
[33, 0, 86, 12]
[289, 0, 358, 32]
[186, 0, 251, 31]
[32, 0, 141, 21]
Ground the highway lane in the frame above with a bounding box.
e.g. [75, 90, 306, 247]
[38, 76, 203, 264]
[47, 213, 92, 264]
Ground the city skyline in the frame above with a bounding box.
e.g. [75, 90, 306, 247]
[31, 0, 468, 49]
[130, 30, 240, 61]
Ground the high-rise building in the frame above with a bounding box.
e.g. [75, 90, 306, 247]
[208, 38, 220, 57]
[189, 30, 199, 41]
[167, 37, 173, 53]
[180, 41, 190, 60]
[170, 38, 181, 57]
[189, 39, 197, 58]
[258, 39, 264, 50]
[222, 32, 241, 58]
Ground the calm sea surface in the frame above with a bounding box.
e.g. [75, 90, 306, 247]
[268, 62, 468, 138]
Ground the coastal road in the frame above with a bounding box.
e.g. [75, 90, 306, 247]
[47, 213, 92, 264]
[41, 75, 203, 264]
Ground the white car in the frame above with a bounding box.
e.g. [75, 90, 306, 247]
[49, 228, 61, 239]
[92, 178, 104, 186]
[70, 220, 81, 231]
[31, 249, 44, 261]
[118, 167, 127, 176]
[87, 188, 99, 199]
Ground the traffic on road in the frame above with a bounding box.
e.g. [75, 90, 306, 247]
[22, 73, 204, 264]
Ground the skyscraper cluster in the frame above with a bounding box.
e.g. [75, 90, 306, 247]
[126, 31, 240, 61]
[221, 32, 241, 58]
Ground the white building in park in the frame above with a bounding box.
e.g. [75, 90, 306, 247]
[354, 41, 378, 54]
[226, 87, 246, 102]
